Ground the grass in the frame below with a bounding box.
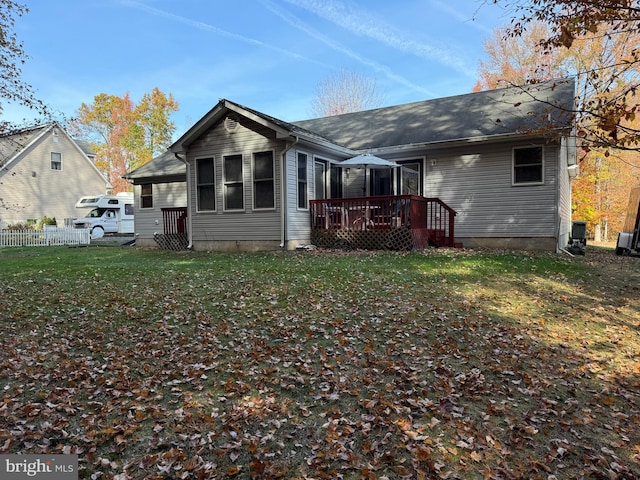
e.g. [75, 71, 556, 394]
[0, 245, 639, 479]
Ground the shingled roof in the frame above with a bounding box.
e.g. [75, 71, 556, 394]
[124, 150, 186, 181]
[135, 79, 574, 181]
[292, 78, 575, 150]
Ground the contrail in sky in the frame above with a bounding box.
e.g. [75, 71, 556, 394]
[259, 0, 436, 96]
[282, 0, 476, 78]
[120, 0, 324, 66]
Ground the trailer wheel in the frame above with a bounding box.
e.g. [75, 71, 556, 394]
[91, 226, 104, 239]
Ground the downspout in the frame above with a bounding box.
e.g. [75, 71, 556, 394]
[174, 153, 193, 249]
[280, 136, 299, 249]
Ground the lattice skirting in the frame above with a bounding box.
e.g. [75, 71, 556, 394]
[311, 227, 414, 250]
[153, 233, 189, 250]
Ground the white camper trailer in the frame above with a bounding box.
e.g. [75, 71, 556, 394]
[73, 192, 134, 239]
[616, 186, 640, 256]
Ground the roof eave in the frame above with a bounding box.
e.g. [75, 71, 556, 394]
[368, 129, 572, 154]
[294, 132, 356, 157]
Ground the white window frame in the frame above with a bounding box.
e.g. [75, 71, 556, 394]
[512, 146, 544, 186]
[196, 157, 216, 212]
[397, 158, 423, 195]
[51, 152, 62, 171]
[252, 150, 275, 210]
[297, 151, 309, 210]
[223, 153, 244, 211]
[314, 158, 328, 200]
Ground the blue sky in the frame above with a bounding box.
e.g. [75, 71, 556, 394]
[6, 0, 512, 137]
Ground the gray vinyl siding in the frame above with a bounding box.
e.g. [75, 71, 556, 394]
[133, 181, 187, 240]
[425, 141, 560, 239]
[343, 170, 366, 198]
[0, 130, 108, 228]
[186, 120, 282, 242]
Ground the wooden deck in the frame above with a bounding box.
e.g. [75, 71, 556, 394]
[310, 195, 458, 250]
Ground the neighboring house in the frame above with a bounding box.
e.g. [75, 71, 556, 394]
[0, 122, 111, 228]
[125, 78, 578, 251]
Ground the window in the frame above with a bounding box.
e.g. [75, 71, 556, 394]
[51, 152, 62, 170]
[399, 161, 421, 195]
[330, 164, 343, 199]
[314, 160, 327, 200]
[253, 151, 275, 209]
[513, 147, 543, 184]
[140, 184, 153, 208]
[197, 157, 215, 211]
[224, 154, 244, 210]
[297, 152, 308, 209]
[371, 169, 392, 196]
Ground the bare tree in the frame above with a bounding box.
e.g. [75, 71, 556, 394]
[309, 69, 385, 117]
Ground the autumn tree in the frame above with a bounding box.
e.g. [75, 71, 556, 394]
[473, 22, 570, 91]
[309, 69, 385, 117]
[476, 7, 640, 240]
[489, 0, 640, 151]
[76, 89, 178, 193]
[0, 1, 50, 132]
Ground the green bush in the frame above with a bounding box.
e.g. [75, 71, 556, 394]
[36, 216, 57, 229]
[6, 221, 34, 231]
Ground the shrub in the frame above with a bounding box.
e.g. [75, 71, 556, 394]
[6, 221, 34, 231]
[36, 216, 57, 229]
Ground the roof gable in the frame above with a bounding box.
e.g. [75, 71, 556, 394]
[0, 124, 49, 167]
[170, 99, 354, 155]
[0, 122, 112, 188]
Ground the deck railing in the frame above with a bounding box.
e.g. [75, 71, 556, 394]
[161, 207, 188, 235]
[310, 195, 457, 248]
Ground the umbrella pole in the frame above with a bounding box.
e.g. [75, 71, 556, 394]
[363, 168, 367, 195]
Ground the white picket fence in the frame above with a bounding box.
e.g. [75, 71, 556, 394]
[0, 226, 90, 247]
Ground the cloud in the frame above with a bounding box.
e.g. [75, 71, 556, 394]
[281, 0, 475, 77]
[258, 0, 436, 97]
[119, 0, 322, 65]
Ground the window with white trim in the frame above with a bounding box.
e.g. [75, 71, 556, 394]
[297, 152, 308, 209]
[224, 154, 244, 210]
[253, 151, 275, 209]
[51, 152, 62, 170]
[513, 146, 543, 185]
[196, 157, 215, 211]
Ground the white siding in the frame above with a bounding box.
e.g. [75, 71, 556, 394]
[557, 136, 574, 249]
[286, 148, 343, 242]
[0, 131, 108, 228]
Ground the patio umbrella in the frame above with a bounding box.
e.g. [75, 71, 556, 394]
[336, 154, 400, 194]
[337, 153, 400, 169]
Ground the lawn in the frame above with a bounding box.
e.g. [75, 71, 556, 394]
[0, 245, 639, 479]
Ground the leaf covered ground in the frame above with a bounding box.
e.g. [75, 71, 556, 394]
[0, 245, 639, 479]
